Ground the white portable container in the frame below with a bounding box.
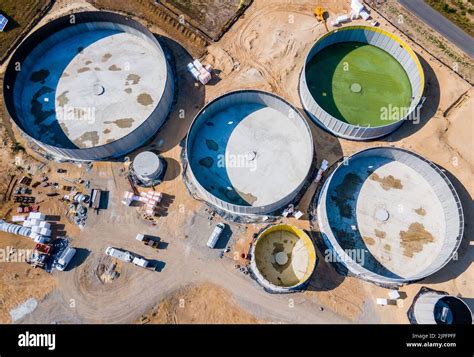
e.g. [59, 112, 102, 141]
[56, 247, 77, 271]
[206, 223, 225, 249]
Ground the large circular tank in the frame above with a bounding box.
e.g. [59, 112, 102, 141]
[300, 26, 424, 140]
[409, 288, 472, 325]
[317, 147, 464, 286]
[185, 90, 314, 216]
[3, 11, 174, 161]
[250, 224, 317, 293]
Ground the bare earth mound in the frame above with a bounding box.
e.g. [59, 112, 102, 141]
[141, 283, 261, 324]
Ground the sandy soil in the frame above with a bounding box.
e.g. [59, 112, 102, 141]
[142, 282, 261, 324]
[0, 232, 57, 323]
[0, 0, 472, 325]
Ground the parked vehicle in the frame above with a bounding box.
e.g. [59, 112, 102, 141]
[206, 223, 225, 249]
[105, 246, 153, 269]
[56, 247, 77, 271]
[136, 233, 160, 248]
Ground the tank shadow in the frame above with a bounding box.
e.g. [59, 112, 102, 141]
[296, 107, 343, 166]
[161, 157, 181, 181]
[383, 55, 441, 141]
[305, 248, 346, 292]
[142, 34, 206, 153]
[420, 164, 472, 284]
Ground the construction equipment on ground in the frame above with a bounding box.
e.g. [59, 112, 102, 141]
[26, 243, 52, 269]
[136, 234, 160, 249]
[105, 246, 154, 270]
[90, 189, 102, 210]
[314, 7, 329, 31]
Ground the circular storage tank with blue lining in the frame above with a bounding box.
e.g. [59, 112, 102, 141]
[317, 147, 463, 286]
[3, 11, 174, 161]
[185, 90, 314, 216]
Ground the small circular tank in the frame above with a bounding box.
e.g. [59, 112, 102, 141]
[131, 151, 164, 185]
[250, 224, 317, 293]
[409, 288, 472, 325]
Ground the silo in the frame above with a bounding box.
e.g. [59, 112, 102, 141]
[408, 287, 472, 324]
[131, 151, 165, 186]
[249, 224, 317, 293]
[184, 90, 314, 217]
[316, 147, 463, 286]
[300, 26, 424, 140]
[3, 11, 174, 161]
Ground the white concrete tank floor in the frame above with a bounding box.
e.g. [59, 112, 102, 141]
[3, 11, 173, 161]
[317, 147, 464, 285]
[186, 90, 313, 216]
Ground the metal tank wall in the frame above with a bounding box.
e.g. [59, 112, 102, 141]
[412, 292, 473, 324]
[185, 90, 314, 216]
[3, 11, 174, 161]
[299, 26, 425, 140]
[249, 224, 317, 293]
[317, 147, 464, 286]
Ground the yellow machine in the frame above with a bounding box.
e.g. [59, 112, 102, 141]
[314, 6, 324, 21]
[314, 6, 329, 32]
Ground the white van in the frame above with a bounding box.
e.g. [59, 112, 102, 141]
[207, 223, 225, 249]
[56, 247, 77, 271]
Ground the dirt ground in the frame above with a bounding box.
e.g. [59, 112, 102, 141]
[0, 0, 472, 324]
[141, 282, 261, 324]
[0, 0, 53, 64]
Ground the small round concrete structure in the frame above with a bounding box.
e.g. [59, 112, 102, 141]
[3, 11, 174, 161]
[250, 224, 317, 293]
[185, 90, 313, 216]
[317, 147, 464, 286]
[409, 288, 472, 324]
[131, 151, 164, 186]
[300, 26, 425, 140]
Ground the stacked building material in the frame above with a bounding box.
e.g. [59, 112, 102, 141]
[22, 212, 51, 243]
[121, 190, 162, 216]
[187, 59, 212, 85]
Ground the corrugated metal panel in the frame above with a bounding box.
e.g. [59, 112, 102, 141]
[185, 90, 314, 217]
[3, 11, 174, 161]
[299, 26, 424, 141]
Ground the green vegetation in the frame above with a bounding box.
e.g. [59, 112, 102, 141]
[0, 0, 52, 64]
[306, 43, 413, 127]
[424, 0, 474, 36]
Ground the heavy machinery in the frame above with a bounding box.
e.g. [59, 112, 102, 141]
[27, 243, 52, 269]
[136, 234, 160, 249]
[314, 6, 329, 32]
[105, 246, 153, 270]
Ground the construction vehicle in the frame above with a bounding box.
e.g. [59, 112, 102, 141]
[314, 6, 329, 32]
[55, 247, 77, 271]
[136, 234, 160, 249]
[90, 189, 102, 210]
[27, 243, 52, 269]
[207, 223, 225, 249]
[105, 246, 153, 269]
